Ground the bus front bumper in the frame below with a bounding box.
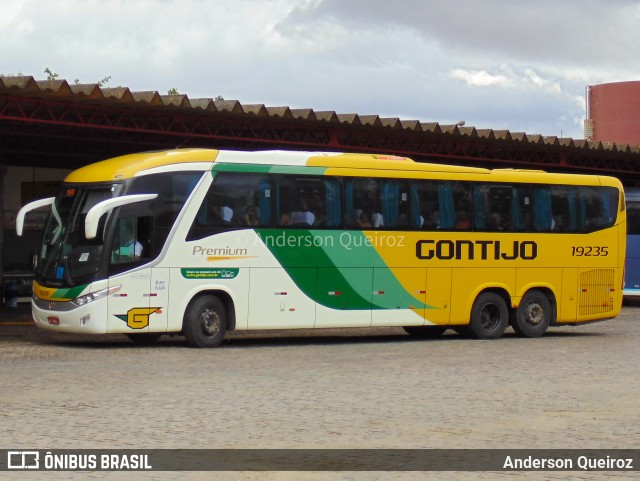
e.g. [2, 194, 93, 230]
[32, 297, 109, 334]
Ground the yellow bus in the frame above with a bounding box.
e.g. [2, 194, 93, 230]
[17, 149, 625, 347]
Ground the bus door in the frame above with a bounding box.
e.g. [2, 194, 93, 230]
[106, 217, 159, 333]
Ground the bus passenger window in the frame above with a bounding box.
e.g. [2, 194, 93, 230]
[323, 179, 341, 228]
[435, 181, 471, 230]
[346, 178, 383, 229]
[511, 186, 530, 231]
[470, 184, 514, 232]
[411, 181, 439, 229]
[550, 186, 577, 232]
[186, 173, 272, 240]
[380, 180, 409, 228]
[277, 176, 332, 228]
[579, 186, 618, 232]
[533, 187, 553, 231]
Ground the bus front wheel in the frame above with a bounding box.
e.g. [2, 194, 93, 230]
[183, 295, 227, 348]
[513, 290, 551, 338]
[469, 292, 509, 339]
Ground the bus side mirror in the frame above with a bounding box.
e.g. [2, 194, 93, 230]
[84, 194, 158, 240]
[16, 197, 55, 236]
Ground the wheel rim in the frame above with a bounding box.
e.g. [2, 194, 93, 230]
[480, 303, 502, 331]
[524, 302, 544, 326]
[200, 307, 220, 337]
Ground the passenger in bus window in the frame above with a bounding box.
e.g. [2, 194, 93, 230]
[204, 204, 232, 227]
[279, 212, 290, 226]
[220, 205, 233, 225]
[429, 211, 440, 229]
[456, 211, 471, 229]
[243, 205, 259, 226]
[205, 205, 224, 226]
[371, 212, 384, 228]
[290, 211, 315, 225]
[290, 199, 315, 226]
[310, 196, 327, 226]
[355, 209, 373, 228]
[489, 212, 502, 230]
[551, 214, 566, 232]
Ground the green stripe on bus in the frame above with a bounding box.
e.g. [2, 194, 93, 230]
[256, 229, 370, 309]
[255, 229, 429, 310]
[317, 231, 429, 310]
[269, 166, 327, 175]
[212, 163, 271, 173]
[212, 164, 327, 175]
[54, 284, 89, 300]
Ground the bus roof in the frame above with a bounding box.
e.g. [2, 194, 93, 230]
[65, 149, 219, 182]
[63, 148, 621, 188]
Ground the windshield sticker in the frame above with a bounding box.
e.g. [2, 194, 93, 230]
[79, 252, 90, 262]
[56, 267, 64, 279]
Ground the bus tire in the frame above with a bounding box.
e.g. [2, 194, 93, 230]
[127, 333, 161, 345]
[513, 290, 551, 338]
[183, 295, 227, 348]
[469, 292, 509, 339]
[403, 325, 447, 338]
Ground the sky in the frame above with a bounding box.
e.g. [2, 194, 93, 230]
[2, 0, 640, 140]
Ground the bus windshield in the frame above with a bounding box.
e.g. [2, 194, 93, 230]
[36, 183, 122, 286]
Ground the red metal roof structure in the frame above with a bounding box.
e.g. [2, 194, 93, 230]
[2, 75, 640, 182]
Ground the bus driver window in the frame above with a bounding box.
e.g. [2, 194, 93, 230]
[111, 220, 143, 263]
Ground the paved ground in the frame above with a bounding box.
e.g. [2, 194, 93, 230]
[1, 304, 639, 481]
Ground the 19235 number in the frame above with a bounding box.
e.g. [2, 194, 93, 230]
[571, 246, 609, 256]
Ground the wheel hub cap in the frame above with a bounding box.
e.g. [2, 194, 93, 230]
[201, 308, 220, 336]
[525, 303, 544, 325]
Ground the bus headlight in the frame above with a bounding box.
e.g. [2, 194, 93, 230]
[71, 286, 121, 306]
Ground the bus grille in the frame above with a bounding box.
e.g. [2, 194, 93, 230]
[579, 269, 615, 316]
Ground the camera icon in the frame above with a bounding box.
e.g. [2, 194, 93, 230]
[7, 451, 40, 469]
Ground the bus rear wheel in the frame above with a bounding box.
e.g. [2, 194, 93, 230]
[513, 290, 551, 338]
[183, 295, 227, 348]
[469, 292, 509, 339]
[403, 325, 447, 338]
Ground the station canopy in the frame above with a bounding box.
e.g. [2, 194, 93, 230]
[2, 75, 640, 183]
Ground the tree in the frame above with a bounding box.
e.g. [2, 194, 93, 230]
[167, 88, 223, 100]
[44, 67, 59, 80]
[45, 67, 111, 86]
